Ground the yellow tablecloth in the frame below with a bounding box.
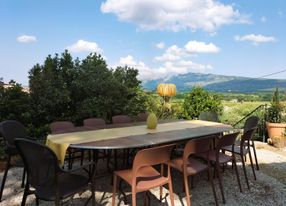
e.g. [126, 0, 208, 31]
[46, 120, 223, 165]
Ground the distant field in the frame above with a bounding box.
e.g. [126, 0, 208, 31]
[221, 101, 268, 125]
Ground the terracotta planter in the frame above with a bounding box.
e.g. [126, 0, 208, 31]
[266, 122, 286, 138]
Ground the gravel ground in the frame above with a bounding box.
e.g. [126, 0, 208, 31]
[0, 142, 286, 206]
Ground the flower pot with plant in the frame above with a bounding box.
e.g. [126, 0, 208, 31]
[266, 87, 286, 148]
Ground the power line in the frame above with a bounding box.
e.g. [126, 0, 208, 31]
[252, 69, 286, 79]
[233, 68, 286, 84]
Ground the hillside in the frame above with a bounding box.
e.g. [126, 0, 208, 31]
[142, 72, 286, 93]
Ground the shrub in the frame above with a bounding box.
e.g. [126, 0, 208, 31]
[183, 87, 223, 119]
[266, 87, 283, 123]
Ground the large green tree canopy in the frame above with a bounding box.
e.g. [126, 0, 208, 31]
[29, 50, 148, 125]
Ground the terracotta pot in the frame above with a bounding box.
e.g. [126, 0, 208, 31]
[266, 122, 286, 139]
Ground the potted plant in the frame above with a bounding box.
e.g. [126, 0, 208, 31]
[266, 87, 286, 147]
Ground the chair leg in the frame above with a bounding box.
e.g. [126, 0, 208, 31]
[132, 190, 136, 206]
[112, 174, 117, 206]
[190, 176, 194, 189]
[21, 167, 26, 188]
[167, 165, 175, 206]
[91, 183, 96, 206]
[36, 197, 39, 206]
[168, 179, 175, 206]
[68, 149, 73, 170]
[0, 155, 11, 202]
[114, 150, 118, 171]
[241, 154, 250, 189]
[80, 149, 84, 166]
[248, 151, 257, 180]
[183, 173, 191, 206]
[21, 181, 29, 206]
[160, 164, 164, 202]
[233, 157, 242, 192]
[216, 163, 226, 204]
[251, 140, 259, 170]
[208, 166, 218, 206]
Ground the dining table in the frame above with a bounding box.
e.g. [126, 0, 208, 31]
[46, 120, 233, 165]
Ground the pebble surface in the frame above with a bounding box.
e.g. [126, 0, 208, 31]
[0, 142, 286, 206]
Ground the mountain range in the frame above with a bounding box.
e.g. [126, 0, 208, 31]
[142, 72, 286, 93]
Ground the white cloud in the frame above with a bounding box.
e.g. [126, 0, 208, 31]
[116, 55, 212, 81]
[185, 41, 220, 54]
[66, 40, 103, 53]
[154, 45, 185, 62]
[155, 42, 165, 49]
[260, 16, 267, 22]
[234, 34, 276, 45]
[117, 55, 164, 80]
[17, 35, 37, 43]
[160, 60, 212, 75]
[101, 0, 249, 32]
[155, 41, 219, 62]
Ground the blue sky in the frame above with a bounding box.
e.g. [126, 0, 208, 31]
[0, 0, 285, 85]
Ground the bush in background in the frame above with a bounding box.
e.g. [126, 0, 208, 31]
[183, 87, 223, 119]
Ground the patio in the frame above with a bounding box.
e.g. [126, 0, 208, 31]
[0, 142, 285, 206]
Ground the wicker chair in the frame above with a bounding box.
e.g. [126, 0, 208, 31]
[15, 138, 95, 206]
[0, 120, 30, 202]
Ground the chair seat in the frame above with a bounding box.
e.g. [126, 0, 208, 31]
[197, 150, 232, 164]
[115, 166, 168, 192]
[35, 172, 89, 201]
[169, 157, 208, 175]
[222, 145, 249, 156]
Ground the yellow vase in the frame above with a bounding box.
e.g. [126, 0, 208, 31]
[147, 113, 158, 129]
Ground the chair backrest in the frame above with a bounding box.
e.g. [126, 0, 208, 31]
[136, 113, 148, 122]
[199, 111, 219, 122]
[0, 120, 29, 148]
[112, 115, 132, 124]
[216, 132, 240, 149]
[83, 118, 106, 129]
[240, 127, 257, 147]
[50, 121, 75, 134]
[243, 116, 259, 133]
[15, 138, 60, 189]
[183, 137, 213, 162]
[132, 144, 174, 175]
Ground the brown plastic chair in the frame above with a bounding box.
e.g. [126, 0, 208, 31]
[222, 127, 257, 189]
[169, 137, 218, 206]
[50, 121, 83, 169]
[112, 144, 175, 206]
[197, 132, 242, 204]
[136, 113, 148, 122]
[83, 118, 106, 129]
[112, 115, 132, 124]
[50, 121, 76, 134]
[111, 115, 133, 168]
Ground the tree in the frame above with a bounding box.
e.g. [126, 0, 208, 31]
[28, 51, 150, 126]
[183, 87, 223, 119]
[29, 53, 71, 124]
